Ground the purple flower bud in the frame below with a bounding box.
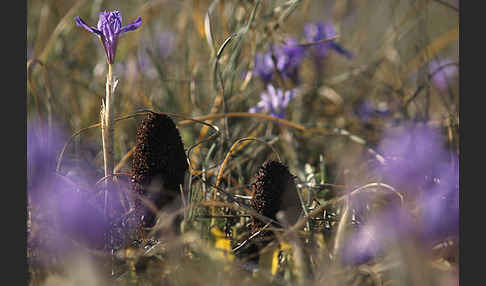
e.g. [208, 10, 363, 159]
[249, 84, 296, 119]
[75, 10, 142, 64]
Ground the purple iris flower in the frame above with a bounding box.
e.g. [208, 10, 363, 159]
[428, 59, 458, 91]
[253, 38, 306, 84]
[249, 84, 296, 119]
[304, 21, 352, 60]
[75, 10, 142, 64]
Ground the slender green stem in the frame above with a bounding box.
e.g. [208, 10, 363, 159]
[102, 63, 115, 218]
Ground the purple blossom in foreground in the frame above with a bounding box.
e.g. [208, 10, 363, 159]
[340, 206, 413, 265]
[27, 120, 133, 252]
[418, 155, 459, 241]
[340, 219, 383, 265]
[340, 205, 415, 265]
[28, 121, 68, 200]
[428, 59, 458, 91]
[304, 21, 352, 60]
[254, 38, 306, 84]
[75, 10, 142, 64]
[341, 124, 459, 265]
[377, 124, 448, 192]
[249, 84, 296, 119]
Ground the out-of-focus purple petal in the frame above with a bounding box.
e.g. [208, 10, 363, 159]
[273, 37, 306, 82]
[373, 122, 459, 248]
[254, 52, 275, 83]
[323, 21, 337, 38]
[304, 21, 352, 61]
[377, 124, 447, 192]
[428, 59, 458, 91]
[330, 42, 353, 59]
[304, 22, 324, 43]
[249, 103, 265, 114]
[28, 119, 138, 252]
[340, 206, 413, 265]
[341, 221, 383, 265]
[156, 31, 175, 59]
[418, 155, 459, 242]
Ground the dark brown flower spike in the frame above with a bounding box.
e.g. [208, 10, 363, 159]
[131, 112, 188, 229]
[247, 160, 301, 261]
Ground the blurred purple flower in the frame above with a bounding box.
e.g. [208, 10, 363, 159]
[339, 123, 459, 266]
[254, 52, 276, 83]
[304, 21, 352, 60]
[376, 124, 448, 192]
[253, 38, 306, 84]
[340, 208, 413, 265]
[75, 10, 142, 64]
[428, 59, 458, 91]
[418, 155, 459, 242]
[27, 120, 131, 251]
[340, 219, 384, 265]
[28, 121, 68, 200]
[249, 84, 296, 119]
[355, 99, 391, 122]
[137, 30, 175, 75]
[356, 123, 460, 252]
[154, 31, 175, 59]
[274, 37, 306, 82]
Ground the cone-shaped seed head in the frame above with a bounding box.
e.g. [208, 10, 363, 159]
[132, 113, 188, 228]
[244, 160, 300, 263]
[250, 160, 300, 234]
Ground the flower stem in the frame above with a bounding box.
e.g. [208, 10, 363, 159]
[102, 63, 115, 218]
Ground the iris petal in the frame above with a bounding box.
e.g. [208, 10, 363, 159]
[120, 17, 142, 34]
[75, 16, 102, 35]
